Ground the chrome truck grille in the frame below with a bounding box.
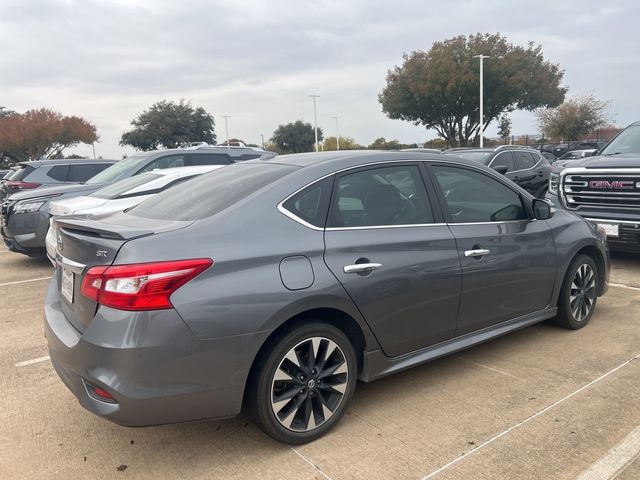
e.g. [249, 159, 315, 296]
[560, 169, 640, 211]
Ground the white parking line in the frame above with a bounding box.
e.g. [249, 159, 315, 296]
[576, 425, 640, 480]
[15, 355, 50, 367]
[610, 282, 640, 291]
[0, 276, 52, 287]
[289, 447, 334, 480]
[456, 356, 522, 380]
[421, 352, 640, 479]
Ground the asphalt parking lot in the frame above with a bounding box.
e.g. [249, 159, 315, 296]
[1, 247, 639, 480]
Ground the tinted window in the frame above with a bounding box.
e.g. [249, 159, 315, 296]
[140, 155, 185, 172]
[513, 151, 537, 170]
[91, 172, 162, 199]
[282, 176, 333, 228]
[490, 152, 514, 172]
[85, 155, 150, 185]
[433, 165, 527, 223]
[187, 153, 230, 166]
[130, 164, 297, 221]
[67, 163, 111, 182]
[46, 165, 69, 181]
[328, 165, 434, 228]
[7, 165, 34, 181]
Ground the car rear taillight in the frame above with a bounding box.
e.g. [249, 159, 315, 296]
[7, 180, 41, 189]
[80, 259, 213, 311]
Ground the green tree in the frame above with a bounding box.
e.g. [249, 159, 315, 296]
[535, 94, 609, 141]
[379, 33, 566, 147]
[120, 100, 216, 150]
[497, 114, 512, 143]
[0, 108, 98, 163]
[369, 137, 402, 150]
[271, 120, 322, 153]
[323, 136, 362, 151]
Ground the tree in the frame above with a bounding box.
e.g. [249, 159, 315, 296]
[379, 33, 566, 147]
[535, 94, 609, 141]
[369, 137, 402, 150]
[322, 136, 362, 151]
[270, 120, 322, 153]
[0, 108, 98, 163]
[120, 100, 215, 150]
[497, 114, 512, 143]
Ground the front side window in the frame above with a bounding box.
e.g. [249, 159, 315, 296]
[328, 165, 434, 228]
[490, 152, 514, 172]
[432, 165, 527, 223]
[140, 155, 185, 172]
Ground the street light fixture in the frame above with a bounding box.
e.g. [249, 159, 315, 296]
[473, 54, 490, 148]
[309, 95, 320, 152]
[332, 116, 341, 150]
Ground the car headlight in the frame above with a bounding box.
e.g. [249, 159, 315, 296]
[549, 173, 559, 195]
[13, 200, 46, 214]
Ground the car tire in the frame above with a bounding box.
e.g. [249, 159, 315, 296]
[554, 254, 598, 329]
[248, 322, 357, 444]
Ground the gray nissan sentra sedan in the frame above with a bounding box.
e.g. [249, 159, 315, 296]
[45, 150, 609, 444]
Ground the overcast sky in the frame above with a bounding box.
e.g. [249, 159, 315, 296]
[1, 0, 638, 158]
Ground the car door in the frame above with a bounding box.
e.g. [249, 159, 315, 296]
[429, 163, 556, 335]
[511, 151, 540, 194]
[323, 163, 461, 357]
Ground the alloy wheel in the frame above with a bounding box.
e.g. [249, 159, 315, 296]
[570, 263, 596, 322]
[270, 336, 349, 432]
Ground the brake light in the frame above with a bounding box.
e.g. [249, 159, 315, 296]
[7, 180, 41, 189]
[80, 259, 213, 311]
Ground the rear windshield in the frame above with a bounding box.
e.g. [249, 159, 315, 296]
[129, 163, 297, 221]
[85, 155, 150, 185]
[91, 172, 162, 200]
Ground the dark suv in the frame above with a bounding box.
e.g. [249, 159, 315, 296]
[1, 145, 276, 256]
[444, 146, 552, 197]
[547, 121, 640, 252]
[0, 159, 116, 200]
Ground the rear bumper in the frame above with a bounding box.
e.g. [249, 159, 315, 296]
[44, 277, 269, 427]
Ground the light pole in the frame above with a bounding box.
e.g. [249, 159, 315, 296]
[260, 133, 265, 149]
[332, 116, 341, 150]
[221, 115, 231, 145]
[309, 95, 320, 152]
[473, 54, 490, 148]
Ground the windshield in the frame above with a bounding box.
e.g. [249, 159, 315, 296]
[446, 151, 492, 164]
[129, 163, 297, 221]
[559, 151, 581, 160]
[85, 155, 151, 185]
[90, 172, 162, 200]
[600, 124, 640, 156]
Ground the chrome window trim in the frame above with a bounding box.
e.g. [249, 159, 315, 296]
[446, 219, 531, 226]
[326, 223, 447, 231]
[488, 150, 542, 174]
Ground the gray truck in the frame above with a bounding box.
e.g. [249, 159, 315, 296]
[546, 121, 640, 252]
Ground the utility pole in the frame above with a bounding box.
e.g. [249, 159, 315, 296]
[473, 55, 490, 148]
[260, 133, 265, 149]
[309, 95, 320, 152]
[221, 115, 231, 145]
[91, 143, 97, 159]
[332, 116, 341, 150]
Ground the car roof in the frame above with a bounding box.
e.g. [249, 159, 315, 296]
[145, 165, 226, 176]
[18, 158, 118, 167]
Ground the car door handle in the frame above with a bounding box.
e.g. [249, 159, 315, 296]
[343, 263, 382, 274]
[464, 249, 490, 258]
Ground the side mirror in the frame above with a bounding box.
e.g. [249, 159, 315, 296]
[532, 198, 554, 220]
[493, 165, 508, 175]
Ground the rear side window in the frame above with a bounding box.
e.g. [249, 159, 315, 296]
[129, 163, 297, 221]
[328, 165, 434, 228]
[67, 163, 111, 182]
[282, 176, 333, 228]
[187, 153, 230, 166]
[46, 165, 69, 181]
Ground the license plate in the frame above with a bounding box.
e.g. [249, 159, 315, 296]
[597, 223, 619, 237]
[61, 268, 74, 304]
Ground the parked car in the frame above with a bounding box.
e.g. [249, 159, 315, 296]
[0, 169, 12, 179]
[547, 121, 640, 252]
[1, 145, 276, 256]
[557, 149, 598, 161]
[444, 146, 552, 197]
[45, 150, 609, 444]
[541, 151, 558, 163]
[0, 159, 116, 200]
[45, 165, 225, 260]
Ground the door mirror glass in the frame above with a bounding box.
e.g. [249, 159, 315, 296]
[532, 198, 554, 220]
[492, 165, 508, 175]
